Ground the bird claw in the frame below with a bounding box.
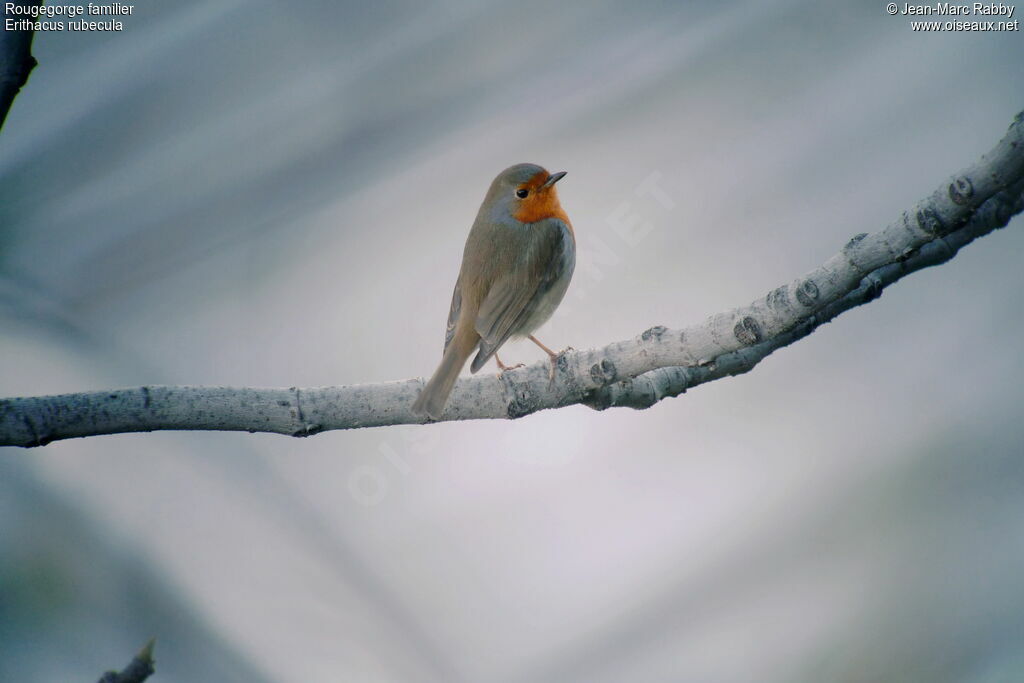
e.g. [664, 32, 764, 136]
[526, 336, 573, 386]
[498, 362, 525, 377]
[495, 354, 525, 376]
[546, 348, 573, 385]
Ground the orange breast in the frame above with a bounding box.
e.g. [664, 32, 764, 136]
[513, 170, 573, 236]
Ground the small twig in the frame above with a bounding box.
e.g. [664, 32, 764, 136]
[97, 639, 156, 683]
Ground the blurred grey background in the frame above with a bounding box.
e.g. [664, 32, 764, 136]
[2, 1, 1024, 681]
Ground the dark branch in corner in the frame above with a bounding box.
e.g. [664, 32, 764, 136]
[0, 1, 42, 131]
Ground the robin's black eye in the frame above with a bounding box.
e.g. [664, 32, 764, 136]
[516, 188, 529, 199]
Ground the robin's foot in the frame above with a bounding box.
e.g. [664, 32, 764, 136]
[495, 354, 524, 376]
[528, 335, 572, 383]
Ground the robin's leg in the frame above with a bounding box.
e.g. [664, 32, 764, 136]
[494, 353, 524, 375]
[528, 335, 571, 382]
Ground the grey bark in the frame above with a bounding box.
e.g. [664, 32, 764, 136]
[0, 1, 42, 130]
[2, 112, 1023, 448]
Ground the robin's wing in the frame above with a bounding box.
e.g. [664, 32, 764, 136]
[442, 274, 462, 356]
[470, 219, 574, 373]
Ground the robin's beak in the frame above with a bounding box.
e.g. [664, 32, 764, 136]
[542, 171, 567, 189]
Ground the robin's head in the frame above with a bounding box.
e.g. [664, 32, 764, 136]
[485, 163, 568, 225]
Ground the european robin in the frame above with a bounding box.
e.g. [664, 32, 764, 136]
[412, 163, 576, 419]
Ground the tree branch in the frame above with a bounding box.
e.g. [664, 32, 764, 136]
[2, 112, 1023, 448]
[0, 1, 42, 131]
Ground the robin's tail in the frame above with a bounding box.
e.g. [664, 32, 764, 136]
[412, 329, 477, 420]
